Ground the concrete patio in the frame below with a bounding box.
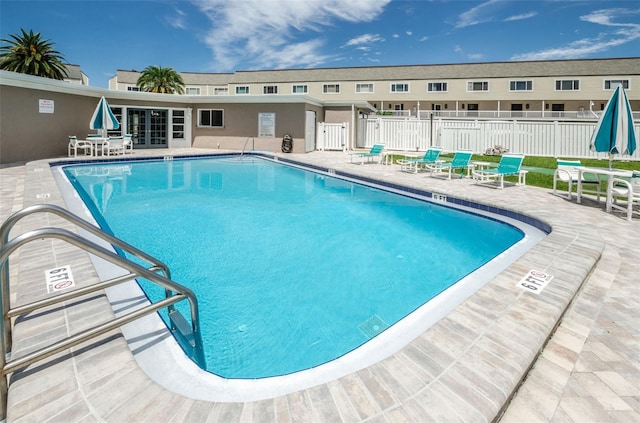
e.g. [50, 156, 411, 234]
[0, 149, 638, 422]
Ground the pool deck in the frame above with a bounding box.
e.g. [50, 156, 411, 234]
[1, 149, 638, 422]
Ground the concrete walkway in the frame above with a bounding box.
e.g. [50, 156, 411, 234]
[0, 149, 638, 422]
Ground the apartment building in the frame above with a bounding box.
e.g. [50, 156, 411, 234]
[110, 57, 640, 119]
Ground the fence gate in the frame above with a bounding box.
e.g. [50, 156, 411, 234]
[316, 122, 349, 151]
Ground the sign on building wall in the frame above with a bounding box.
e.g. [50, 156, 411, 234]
[39, 99, 54, 113]
[258, 113, 275, 137]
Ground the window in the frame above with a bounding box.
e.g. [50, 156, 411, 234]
[509, 80, 533, 91]
[185, 87, 201, 95]
[427, 82, 447, 92]
[292, 84, 308, 94]
[555, 80, 579, 91]
[467, 81, 489, 92]
[356, 83, 374, 93]
[390, 83, 409, 93]
[198, 109, 223, 127]
[604, 79, 629, 90]
[172, 110, 185, 139]
[263, 85, 278, 94]
[235, 86, 250, 95]
[214, 87, 229, 95]
[127, 86, 140, 91]
[323, 84, 340, 94]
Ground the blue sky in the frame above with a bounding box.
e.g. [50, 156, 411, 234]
[1, 0, 639, 88]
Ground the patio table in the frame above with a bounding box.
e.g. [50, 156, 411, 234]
[576, 166, 633, 213]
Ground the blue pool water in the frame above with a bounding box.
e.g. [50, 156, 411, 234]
[63, 156, 524, 379]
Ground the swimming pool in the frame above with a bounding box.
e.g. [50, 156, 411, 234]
[54, 154, 546, 398]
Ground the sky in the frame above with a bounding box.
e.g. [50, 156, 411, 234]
[1, 0, 639, 88]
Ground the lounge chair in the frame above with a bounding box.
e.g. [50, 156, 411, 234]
[610, 172, 640, 221]
[473, 153, 526, 189]
[396, 147, 443, 173]
[68, 135, 93, 157]
[552, 159, 602, 200]
[426, 150, 474, 180]
[350, 144, 385, 164]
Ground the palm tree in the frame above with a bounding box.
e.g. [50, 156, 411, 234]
[136, 65, 185, 94]
[0, 28, 68, 80]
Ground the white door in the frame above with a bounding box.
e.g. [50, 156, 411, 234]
[305, 111, 316, 152]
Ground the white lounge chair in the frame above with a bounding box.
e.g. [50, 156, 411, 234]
[349, 144, 385, 164]
[473, 153, 526, 189]
[68, 136, 93, 157]
[553, 159, 602, 200]
[397, 147, 443, 173]
[610, 172, 640, 221]
[426, 150, 474, 180]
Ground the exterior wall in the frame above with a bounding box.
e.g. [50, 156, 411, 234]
[0, 85, 100, 164]
[111, 59, 640, 117]
[0, 72, 329, 164]
[192, 103, 308, 153]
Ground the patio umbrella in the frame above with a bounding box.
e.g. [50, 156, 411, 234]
[90, 96, 120, 138]
[589, 85, 637, 169]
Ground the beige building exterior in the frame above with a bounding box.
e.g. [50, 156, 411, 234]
[110, 58, 640, 119]
[0, 70, 371, 165]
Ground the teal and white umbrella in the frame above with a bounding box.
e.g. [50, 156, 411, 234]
[589, 85, 637, 169]
[90, 96, 119, 138]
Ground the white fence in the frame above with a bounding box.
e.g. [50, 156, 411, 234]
[355, 117, 640, 160]
[316, 122, 349, 151]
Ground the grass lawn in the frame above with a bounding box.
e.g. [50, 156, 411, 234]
[388, 153, 640, 190]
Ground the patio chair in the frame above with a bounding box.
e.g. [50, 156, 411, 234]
[426, 150, 474, 180]
[552, 159, 602, 200]
[123, 134, 134, 154]
[102, 136, 126, 156]
[397, 147, 443, 173]
[610, 172, 640, 221]
[68, 136, 93, 157]
[349, 144, 385, 164]
[473, 153, 526, 189]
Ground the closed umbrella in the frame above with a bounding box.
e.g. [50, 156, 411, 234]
[589, 85, 637, 169]
[90, 96, 120, 138]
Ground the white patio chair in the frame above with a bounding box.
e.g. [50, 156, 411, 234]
[123, 134, 134, 154]
[553, 159, 602, 200]
[68, 136, 93, 157]
[610, 173, 640, 221]
[102, 136, 125, 156]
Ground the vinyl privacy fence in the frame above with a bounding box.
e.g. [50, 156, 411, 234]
[350, 117, 640, 160]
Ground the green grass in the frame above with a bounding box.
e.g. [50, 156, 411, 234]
[388, 153, 640, 190]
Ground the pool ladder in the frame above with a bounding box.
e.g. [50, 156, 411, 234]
[241, 136, 255, 155]
[0, 204, 206, 421]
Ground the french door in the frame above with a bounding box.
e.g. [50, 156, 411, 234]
[127, 108, 168, 148]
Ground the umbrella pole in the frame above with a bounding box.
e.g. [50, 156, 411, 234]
[608, 154, 613, 170]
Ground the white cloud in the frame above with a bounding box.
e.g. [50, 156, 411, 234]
[195, 0, 391, 70]
[406, 31, 412, 36]
[504, 12, 537, 22]
[456, 1, 536, 28]
[512, 7, 640, 61]
[167, 8, 187, 29]
[455, 0, 506, 28]
[343, 33, 385, 48]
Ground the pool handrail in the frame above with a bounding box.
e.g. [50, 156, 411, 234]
[0, 205, 206, 421]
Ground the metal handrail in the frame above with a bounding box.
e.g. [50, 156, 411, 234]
[0, 207, 206, 421]
[0, 204, 173, 353]
[241, 136, 254, 155]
